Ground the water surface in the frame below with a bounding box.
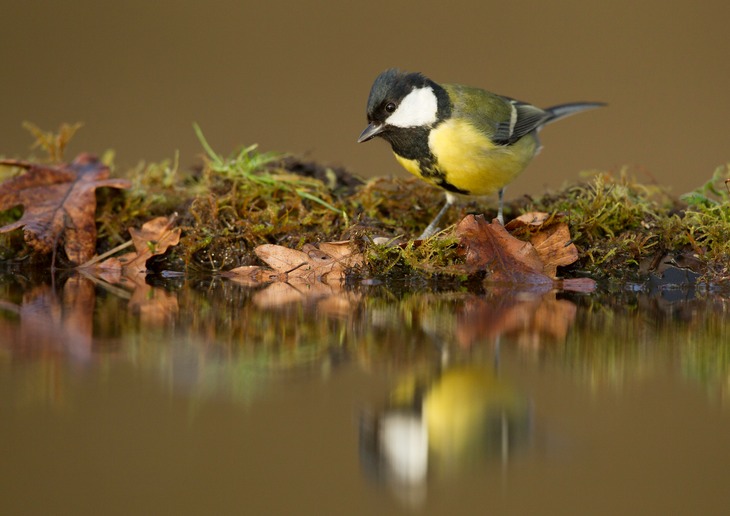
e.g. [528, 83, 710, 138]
[1, 272, 729, 515]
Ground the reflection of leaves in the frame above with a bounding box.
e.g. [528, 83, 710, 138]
[0, 154, 131, 264]
[226, 240, 363, 285]
[455, 293, 578, 349]
[127, 280, 179, 324]
[1, 276, 96, 362]
[251, 278, 360, 317]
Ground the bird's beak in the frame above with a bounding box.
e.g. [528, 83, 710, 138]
[357, 123, 384, 143]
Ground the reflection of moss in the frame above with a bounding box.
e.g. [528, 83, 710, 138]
[543, 290, 730, 400]
[3, 271, 730, 407]
[681, 326, 730, 404]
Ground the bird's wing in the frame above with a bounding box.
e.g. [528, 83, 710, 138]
[492, 99, 551, 145]
[444, 84, 550, 146]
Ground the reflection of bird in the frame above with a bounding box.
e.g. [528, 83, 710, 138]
[359, 365, 531, 488]
[358, 69, 604, 238]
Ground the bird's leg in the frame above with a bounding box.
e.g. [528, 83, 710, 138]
[417, 193, 456, 240]
[497, 188, 505, 225]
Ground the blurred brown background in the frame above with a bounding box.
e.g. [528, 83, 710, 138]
[2, 0, 729, 199]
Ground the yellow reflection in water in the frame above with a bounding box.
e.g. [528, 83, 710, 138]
[360, 363, 531, 503]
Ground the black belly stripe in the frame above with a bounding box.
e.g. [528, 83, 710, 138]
[437, 178, 470, 195]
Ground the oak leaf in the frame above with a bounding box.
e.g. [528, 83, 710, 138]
[456, 215, 553, 285]
[118, 216, 181, 274]
[90, 216, 181, 275]
[0, 153, 131, 264]
[505, 212, 579, 278]
[455, 214, 594, 290]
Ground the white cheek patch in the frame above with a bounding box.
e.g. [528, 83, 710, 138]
[386, 86, 438, 128]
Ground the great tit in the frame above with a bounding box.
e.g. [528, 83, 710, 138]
[357, 69, 604, 239]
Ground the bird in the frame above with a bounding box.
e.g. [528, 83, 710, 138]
[357, 68, 604, 239]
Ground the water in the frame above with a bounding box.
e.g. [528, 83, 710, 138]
[1, 272, 729, 515]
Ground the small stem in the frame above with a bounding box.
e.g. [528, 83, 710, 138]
[77, 239, 134, 268]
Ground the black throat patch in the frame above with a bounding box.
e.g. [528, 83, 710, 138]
[384, 127, 469, 195]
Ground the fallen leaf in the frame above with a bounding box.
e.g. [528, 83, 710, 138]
[225, 240, 363, 285]
[529, 223, 579, 278]
[317, 240, 360, 261]
[0, 154, 132, 264]
[504, 212, 578, 278]
[456, 215, 552, 285]
[504, 211, 552, 231]
[224, 265, 287, 286]
[256, 245, 311, 276]
[119, 216, 181, 274]
[90, 216, 181, 275]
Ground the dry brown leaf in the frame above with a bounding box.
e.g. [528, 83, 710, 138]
[504, 211, 579, 278]
[118, 216, 181, 274]
[455, 213, 590, 287]
[256, 245, 311, 275]
[92, 216, 181, 275]
[456, 215, 552, 285]
[225, 240, 363, 285]
[317, 240, 361, 260]
[530, 223, 579, 278]
[302, 242, 363, 277]
[224, 265, 288, 286]
[128, 216, 181, 256]
[504, 211, 552, 230]
[0, 154, 131, 264]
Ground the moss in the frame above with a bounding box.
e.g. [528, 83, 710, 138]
[1, 124, 729, 286]
[525, 167, 730, 283]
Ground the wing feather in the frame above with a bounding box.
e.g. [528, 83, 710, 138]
[443, 84, 550, 146]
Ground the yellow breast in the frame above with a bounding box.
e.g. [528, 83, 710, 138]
[427, 118, 539, 195]
[393, 153, 423, 178]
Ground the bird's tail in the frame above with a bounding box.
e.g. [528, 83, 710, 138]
[545, 102, 606, 123]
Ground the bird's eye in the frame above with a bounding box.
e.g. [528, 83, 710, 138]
[385, 102, 396, 113]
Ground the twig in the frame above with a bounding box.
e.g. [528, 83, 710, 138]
[77, 239, 134, 268]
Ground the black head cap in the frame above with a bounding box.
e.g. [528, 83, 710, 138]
[365, 68, 435, 124]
